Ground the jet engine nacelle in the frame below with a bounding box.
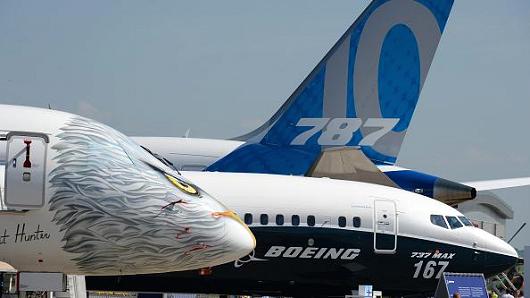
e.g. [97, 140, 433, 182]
[384, 169, 477, 205]
[0, 105, 255, 276]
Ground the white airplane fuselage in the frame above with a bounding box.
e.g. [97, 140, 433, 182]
[182, 171, 517, 261]
[87, 171, 518, 295]
[0, 105, 255, 276]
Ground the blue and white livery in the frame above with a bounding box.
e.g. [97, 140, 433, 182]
[207, 0, 454, 174]
[133, 0, 530, 203]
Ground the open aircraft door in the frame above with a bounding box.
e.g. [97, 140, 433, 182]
[4, 132, 48, 210]
[373, 200, 397, 254]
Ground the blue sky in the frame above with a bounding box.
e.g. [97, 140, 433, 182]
[0, 0, 529, 249]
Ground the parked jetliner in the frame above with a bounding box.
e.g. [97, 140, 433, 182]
[0, 105, 518, 295]
[87, 171, 519, 296]
[134, 0, 530, 205]
[0, 104, 255, 276]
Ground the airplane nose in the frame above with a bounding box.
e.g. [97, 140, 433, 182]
[213, 211, 256, 262]
[500, 241, 518, 259]
[487, 233, 518, 259]
[477, 229, 518, 274]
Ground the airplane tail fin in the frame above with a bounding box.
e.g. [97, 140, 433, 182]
[208, 0, 454, 175]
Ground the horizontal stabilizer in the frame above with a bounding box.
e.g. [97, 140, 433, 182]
[463, 177, 530, 191]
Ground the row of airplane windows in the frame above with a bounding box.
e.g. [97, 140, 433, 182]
[244, 213, 362, 228]
[430, 214, 473, 230]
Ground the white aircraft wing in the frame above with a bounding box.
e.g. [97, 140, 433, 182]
[463, 177, 530, 191]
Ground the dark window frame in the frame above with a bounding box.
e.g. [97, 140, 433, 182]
[276, 214, 284, 226]
[353, 216, 361, 228]
[458, 216, 473, 227]
[338, 216, 347, 227]
[307, 215, 316, 227]
[260, 214, 269, 225]
[291, 215, 300, 226]
[446, 216, 463, 229]
[244, 213, 253, 225]
[430, 215, 448, 229]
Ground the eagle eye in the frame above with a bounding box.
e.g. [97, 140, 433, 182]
[165, 174, 199, 196]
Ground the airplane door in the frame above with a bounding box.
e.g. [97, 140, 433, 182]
[4, 133, 48, 210]
[373, 200, 397, 254]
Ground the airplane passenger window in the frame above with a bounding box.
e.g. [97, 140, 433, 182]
[307, 215, 315, 227]
[338, 216, 346, 227]
[292, 215, 300, 226]
[458, 216, 473, 227]
[353, 216, 361, 228]
[446, 216, 463, 229]
[276, 214, 284, 226]
[430, 215, 448, 229]
[260, 214, 268, 225]
[244, 213, 253, 225]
